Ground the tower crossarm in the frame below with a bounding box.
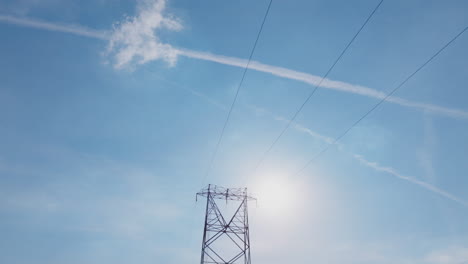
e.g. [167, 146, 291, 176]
[196, 184, 256, 202]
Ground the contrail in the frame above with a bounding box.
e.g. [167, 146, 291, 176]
[0, 14, 109, 40]
[244, 100, 468, 207]
[182, 81, 468, 207]
[352, 154, 468, 207]
[178, 49, 468, 120]
[2, 14, 468, 120]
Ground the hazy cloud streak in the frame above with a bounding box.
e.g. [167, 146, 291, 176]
[352, 154, 468, 207]
[178, 49, 468, 120]
[239, 98, 467, 207]
[0, 14, 109, 39]
[2, 1, 468, 120]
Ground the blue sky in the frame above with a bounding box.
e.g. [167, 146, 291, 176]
[1, 0, 468, 263]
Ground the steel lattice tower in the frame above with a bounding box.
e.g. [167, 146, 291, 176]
[196, 184, 256, 264]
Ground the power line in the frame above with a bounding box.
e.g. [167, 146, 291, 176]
[292, 25, 468, 177]
[246, 0, 384, 181]
[202, 0, 273, 185]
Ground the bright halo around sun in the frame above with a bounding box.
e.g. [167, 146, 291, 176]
[250, 173, 301, 217]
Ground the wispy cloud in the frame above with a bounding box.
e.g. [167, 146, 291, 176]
[352, 153, 467, 207]
[166, 82, 467, 207]
[1, 0, 468, 120]
[0, 14, 108, 39]
[424, 246, 468, 264]
[151, 74, 228, 110]
[418, 113, 437, 183]
[245, 103, 337, 145]
[2, 3, 467, 205]
[106, 0, 468, 119]
[252, 99, 466, 207]
[0, 147, 185, 239]
[178, 49, 468, 120]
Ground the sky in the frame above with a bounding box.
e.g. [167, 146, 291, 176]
[0, 0, 468, 263]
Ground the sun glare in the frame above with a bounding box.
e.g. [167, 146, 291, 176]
[252, 175, 296, 215]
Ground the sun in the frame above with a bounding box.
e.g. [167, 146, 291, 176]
[251, 175, 295, 215]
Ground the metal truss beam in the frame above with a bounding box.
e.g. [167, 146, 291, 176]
[197, 184, 256, 264]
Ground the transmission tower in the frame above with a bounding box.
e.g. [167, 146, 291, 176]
[196, 184, 256, 264]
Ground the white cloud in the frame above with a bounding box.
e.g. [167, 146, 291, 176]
[103, 0, 468, 119]
[106, 0, 182, 69]
[1, 1, 468, 120]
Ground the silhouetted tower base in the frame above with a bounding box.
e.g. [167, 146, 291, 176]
[196, 184, 256, 264]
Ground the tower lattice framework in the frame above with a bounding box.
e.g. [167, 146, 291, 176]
[196, 184, 256, 264]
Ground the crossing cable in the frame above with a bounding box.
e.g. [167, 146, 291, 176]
[247, 0, 384, 179]
[292, 25, 468, 178]
[202, 0, 273, 185]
